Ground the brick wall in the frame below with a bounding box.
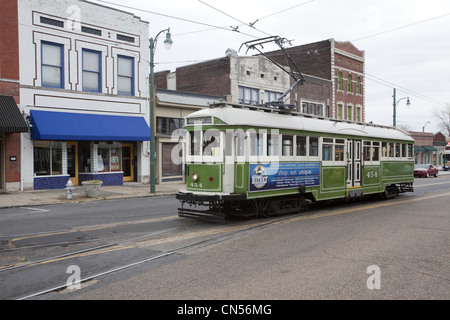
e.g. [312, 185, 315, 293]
[4, 133, 22, 185]
[266, 40, 333, 80]
[1, 0, 21, 190]
[154, 70, 169, 89]
[409, 131, 434, 146]
[176, 57, 231, 96]
[0, 0, 20, 83]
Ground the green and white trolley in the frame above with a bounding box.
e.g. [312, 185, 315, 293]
[176, 102, 414, 221]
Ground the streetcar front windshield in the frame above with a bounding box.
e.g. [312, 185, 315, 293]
[187, 129, 222, 160]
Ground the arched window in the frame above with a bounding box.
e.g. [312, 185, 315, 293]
[338, 72, 343, 91]
[348, 74, 352, 92]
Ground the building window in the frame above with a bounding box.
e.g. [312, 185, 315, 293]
[117, 34, 135, 43]
[41, 41, 64, 88]
[356, 106, 362, 122]
[266, 90, 282, 102]
[357, 77, 362, 94]
[82, 49, 101, 92]
[157, 117, 184, 135]
[117, 55, 134, 96]
[40, 16, 64, 28]
[302, 102, 308, 114]
[81, 26, 102, 36]
[338, 72, 343, 91]
[348, 74, 353, 92]
[337, 104, 343, 120]
[34, 141, 62, 176]
[317, 104, 323, 116]
[238, 86, 259, 105]
[347, 105, 353, 121]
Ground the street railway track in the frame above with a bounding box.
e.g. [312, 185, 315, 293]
[11, 211, 302, 300]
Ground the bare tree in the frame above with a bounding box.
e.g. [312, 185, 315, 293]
[433, 104, 450, 137]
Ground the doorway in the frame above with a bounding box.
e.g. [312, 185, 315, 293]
[122, 143, 134, 182]
[67, 141, 79, 185]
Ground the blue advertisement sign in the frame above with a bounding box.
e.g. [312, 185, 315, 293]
[249, 162, 320, 192]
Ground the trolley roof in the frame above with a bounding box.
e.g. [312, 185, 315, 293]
[185, 103, 414, 142]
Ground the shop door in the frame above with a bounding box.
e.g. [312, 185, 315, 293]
[67, 142, 79, 185]
[122, 143, 134, 182]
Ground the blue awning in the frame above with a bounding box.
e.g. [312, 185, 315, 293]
[30, 110, 150, 141]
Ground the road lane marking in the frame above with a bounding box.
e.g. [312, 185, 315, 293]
[9, 215, 178, 242]
[18, 207, 50, 212]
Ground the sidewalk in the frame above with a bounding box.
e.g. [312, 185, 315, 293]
[0, 182, 184, 209]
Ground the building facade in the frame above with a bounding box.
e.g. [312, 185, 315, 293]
[155, 52, 299, 108]
[155, 89, 225, 183]
[18, 0, 151, 190]
[266, 39, 365, 121]
[409, 131, 448, 168]
[0, 0, 29, 192]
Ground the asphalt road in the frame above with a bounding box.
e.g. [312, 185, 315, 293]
[0, 175, 449, 301]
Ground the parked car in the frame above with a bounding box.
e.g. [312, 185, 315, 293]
[414, 164, 439, 178]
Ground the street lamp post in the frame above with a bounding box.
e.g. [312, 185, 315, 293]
[392, 88, 411, 128]
[149, 28, 173, 193]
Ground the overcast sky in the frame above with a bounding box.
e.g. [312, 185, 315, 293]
[93, 0, 450, 133]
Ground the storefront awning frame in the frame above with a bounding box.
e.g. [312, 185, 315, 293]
[30, 110, 150, 141]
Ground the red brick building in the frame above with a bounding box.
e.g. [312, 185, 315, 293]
[266, 39, 365, 121]
[0, 0, 28, 191]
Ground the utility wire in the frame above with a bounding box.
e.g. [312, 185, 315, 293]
[94, 0, 259, 38]
[352, 12, 450, 42]
[197, 0, 272, 37]
[365, 73, 447, 106]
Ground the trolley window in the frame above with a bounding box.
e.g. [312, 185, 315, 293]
[250, 131, 263, 156]
[296, 136, 307, 156]
[335, 139, 345, 161]
[203, 129, 221, 156]
[322, 138, 333, 161]
[267, 133, 280, 156]
[282, 135, 294, 156]
[190, 130, 201, 156]
[309, 137, 319, 157]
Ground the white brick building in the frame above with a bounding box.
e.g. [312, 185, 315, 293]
[18, 0, 151, 189]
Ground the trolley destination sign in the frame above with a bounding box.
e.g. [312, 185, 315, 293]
[250, 162, 320, 192]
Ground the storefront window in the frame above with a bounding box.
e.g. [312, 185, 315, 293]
[97, 142, 122, 172]
[98, 142, 122, 172]
[34, 141, 62, 175]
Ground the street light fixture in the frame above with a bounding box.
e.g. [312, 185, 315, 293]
[392, 88, 410, 128]
[149, 28, 172, 193]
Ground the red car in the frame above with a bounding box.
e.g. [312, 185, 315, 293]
[414, 164, 439, 178]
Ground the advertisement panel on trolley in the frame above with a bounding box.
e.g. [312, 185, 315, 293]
[249, 162, 320, 192]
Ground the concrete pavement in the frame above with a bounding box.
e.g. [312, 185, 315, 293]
[0, 182, 184, 209]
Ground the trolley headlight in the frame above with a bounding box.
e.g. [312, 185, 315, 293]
[192, 173, 198, 182]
